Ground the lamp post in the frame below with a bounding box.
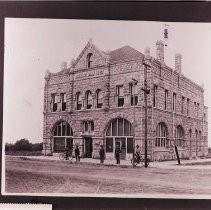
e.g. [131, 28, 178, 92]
[142, 62, 150, 168]
[131, 78, 138, 165]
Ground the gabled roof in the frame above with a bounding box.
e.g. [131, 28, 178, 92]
[109, 45, 144, 63]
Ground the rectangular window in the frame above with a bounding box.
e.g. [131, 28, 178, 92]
[117, 85, 124, 107]
[181, 96, 185, 114]
[52, 94, 57, 112]
[127, 138, 134, 153]
[97, 91, 103, 108]
[164, 89, 168, 110]
[54, 137, 65, 152]
[106, 138, 113, 152]
[173, 92, 176, 112]
[129, 83, 138, 106]
[61, 93, 66, 111]
[187, 98, 190, 116]
[153, 85, 157, 108]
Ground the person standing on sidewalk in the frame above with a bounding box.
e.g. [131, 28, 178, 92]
[99, 145, 105, 164]
[75, 145, 80, 162]
[115, 145, 121, 165]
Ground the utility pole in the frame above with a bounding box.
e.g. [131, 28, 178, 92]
[142, 62, 150, 168]
[131, 78, 138, 166]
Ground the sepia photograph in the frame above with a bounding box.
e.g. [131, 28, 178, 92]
[2, 18, 211, 198]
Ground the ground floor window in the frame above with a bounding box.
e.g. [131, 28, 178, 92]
[155, 122, 168, 147]
[53, 121, 73, 152]
[106, 138, 113, 152]
[105, 118, 134, 159]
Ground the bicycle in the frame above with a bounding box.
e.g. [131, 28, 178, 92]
[59, 152, 73, 162]
[131, 153, 150, 167]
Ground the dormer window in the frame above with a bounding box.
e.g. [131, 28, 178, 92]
[87, 53, 93, 68]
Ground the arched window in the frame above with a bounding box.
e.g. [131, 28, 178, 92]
[96, 89, 103, 108]
[86, 91, 92, 109]
[105, 118, 134, 159]
[53, 121, 73, 152]
[76, 92, 82, 110]
[155, 122, 168, 147]
[175, 125, 184, 147]
[87, 53, 93, 68]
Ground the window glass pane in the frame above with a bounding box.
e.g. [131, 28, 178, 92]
[84, 122, 89, 131]
[62, 123, 66, 136]
[130, 124, 134, 136]
[67, 124, 70, 136]
[54, 126, 58, 136]
[90, 121, 94, 131]
[118, 119, 124, 136]
[106, 138, 113, 152]
[112, 120, 117, 136]
[54, 137, 65, 152]
[106, 124, 111, 136]
[58, 124, 61, 136]
[124, 120, 130, 136]
[127, 138, 134, 153]
[63, 93, 66, 102]
[117, 86, 124, 96]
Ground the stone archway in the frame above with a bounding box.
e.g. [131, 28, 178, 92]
[105, 118, 134, 160]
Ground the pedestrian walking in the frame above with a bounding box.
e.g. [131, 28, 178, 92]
[135, 145, 141, 163]
[75, 145, 80, 162]
[115, 145, 121, 164]
[99, 145, 105, 164]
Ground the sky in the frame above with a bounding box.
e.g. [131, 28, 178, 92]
[3, 18, 211, 145]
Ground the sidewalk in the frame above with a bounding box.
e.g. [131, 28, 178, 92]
[15, 155, 211, 170]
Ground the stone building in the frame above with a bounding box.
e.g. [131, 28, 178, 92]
[43, 39, 208, 161]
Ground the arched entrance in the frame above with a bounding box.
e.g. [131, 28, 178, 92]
[52, 121, 73, 152]
[105, 118, 134, 160]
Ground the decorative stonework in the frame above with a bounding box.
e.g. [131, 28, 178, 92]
[43, 40, 208, 160]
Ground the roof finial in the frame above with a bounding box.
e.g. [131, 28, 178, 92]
[89, 38, 92, 44]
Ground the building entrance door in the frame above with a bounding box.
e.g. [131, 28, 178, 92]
[115, 137, 126, 160]
[66, 138, 73, 154]
[84, 137, 93, 158]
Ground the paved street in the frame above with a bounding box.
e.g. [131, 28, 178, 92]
[4, 156, 211, 197]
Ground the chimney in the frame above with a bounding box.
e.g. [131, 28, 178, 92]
[156, 40, 164, 63]
[61, 61, 67, 71]
[70, 59, 76, 68]
[175, 53, 182, 74]
[144, 46, 151, 60]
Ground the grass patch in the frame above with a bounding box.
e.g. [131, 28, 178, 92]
[5, 150, 42, 156]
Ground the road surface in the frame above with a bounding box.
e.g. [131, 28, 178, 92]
[4, 156, 211, 196]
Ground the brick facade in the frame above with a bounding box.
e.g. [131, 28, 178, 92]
[43, 39, 208, 161]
